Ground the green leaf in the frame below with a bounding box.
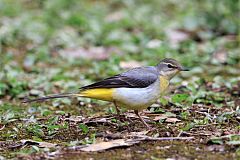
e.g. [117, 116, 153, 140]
[159, 97, 168, 106]
[0, 83, 8, 96]
[171, 94, 189, 103]
[32, 136, 43, 142]
[227, 141, 240, 145]
[27, 124, 45, 137]
[41, 109, 52, 116]
[79, 124, 89, 134]
[32, 145, 40, 152]
[208, 137, 223, 145]
[181, 122, 195, 131]
[164, 112, 176, 117]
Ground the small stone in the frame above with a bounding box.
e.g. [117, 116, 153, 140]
[29, 89, 44, 96]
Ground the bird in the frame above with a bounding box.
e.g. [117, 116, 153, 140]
[23, 58, 189, 129]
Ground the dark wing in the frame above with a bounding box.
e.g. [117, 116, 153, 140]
[80, 66, 158, 90]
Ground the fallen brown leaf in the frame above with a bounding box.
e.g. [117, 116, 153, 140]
[124, 112, 138, 118]
[165, 117, 181, 123]
[65, 116, 85, 122]
[79, 139, 139, 152]
[153, 115, 168, 121]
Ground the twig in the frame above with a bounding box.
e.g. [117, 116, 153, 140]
[0, 124, 5, 130]
[129, 135, 194, 141]
[177, 130, 183, 137]
[194, 123, 218, 127]
[178, 131, 212, 136]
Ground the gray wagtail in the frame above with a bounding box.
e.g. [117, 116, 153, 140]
[23, 58, 189, 129]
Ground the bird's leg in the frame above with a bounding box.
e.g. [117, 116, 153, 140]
[113, 101, 121, 116]
[113, 101, 129, 124]
[134, 110, 151, 130]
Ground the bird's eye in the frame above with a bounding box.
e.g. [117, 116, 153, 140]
[167, 64, 175, 68]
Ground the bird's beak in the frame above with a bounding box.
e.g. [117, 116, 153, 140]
[179, 67, 190, 71]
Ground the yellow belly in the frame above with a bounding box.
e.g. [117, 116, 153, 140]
[79, 88, 114, 101]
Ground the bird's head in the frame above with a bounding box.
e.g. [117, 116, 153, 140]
[156, 58, 189, 79]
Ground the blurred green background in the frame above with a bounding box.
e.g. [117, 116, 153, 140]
[0, 0, 239, 99]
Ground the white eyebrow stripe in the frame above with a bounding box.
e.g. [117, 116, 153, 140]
[162, 62, 178, 68]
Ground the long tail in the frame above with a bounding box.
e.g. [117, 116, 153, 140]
[22, 88, 114, 103]
[22, 93, 80, 103]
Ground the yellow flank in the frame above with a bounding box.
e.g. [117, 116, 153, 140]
[159, 76, 170, 92]
[78, 88, 114, 101]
